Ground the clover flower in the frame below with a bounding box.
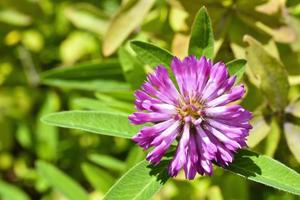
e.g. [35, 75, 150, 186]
[129, 56, 252, 179]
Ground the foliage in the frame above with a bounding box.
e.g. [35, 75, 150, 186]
[1, 0, 300, 200]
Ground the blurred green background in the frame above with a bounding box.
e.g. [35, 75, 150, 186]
[1, 0, 300, 199]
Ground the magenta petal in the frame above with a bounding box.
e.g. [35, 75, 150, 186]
[169, 123, 190, 177]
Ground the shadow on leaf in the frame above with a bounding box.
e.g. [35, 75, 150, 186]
[147, 159, 170, 184]
[226, 149, 262, 177]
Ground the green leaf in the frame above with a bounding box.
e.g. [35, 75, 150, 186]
[130, 41, 174, 80]
[247, 114, 271, 148]
[41, 111, 142, 139]
[130, 40, 173, 68]
[207, 186, 224, 200]
[0, 180, 30, 200]
[41, 59, 122, 79]
[226, 59, 247, 83]
[226, 149, 300, 196]
[59, 31, 99, 64]
[71, 98, 127, 113]
[65, 3, 109, 36]
[118, 46, 146, 89]
[42, 79, 130, 92]
[96, 91, 135, 102]
[244, 35, 290, 111]
[36, 91, 60, 160]
[264, 117, 281, 157]
[285, 98, 300, 118]
[125, 146, 146, 170]
[81, 162, 115, 192]
[36, 161, 89, 200]
[284, 122, 300, 164]
[188, 6, 214, 59]
[0, 9, 32, 26]
[220, 174, 249, 200]
[41, 59, 130, 92]
[102, 0, 155, 56]
[95, 93, 134, 113]
[103, 160, 169, 200]
[16, 122, 32, 150]
[89, 154, 126, 173]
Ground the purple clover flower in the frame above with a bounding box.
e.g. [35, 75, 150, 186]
[129, 56, 252, 179]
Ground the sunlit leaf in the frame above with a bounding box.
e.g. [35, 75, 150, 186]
[41, 111, 142, 139]
[188, 6, 214, 59]
[89, 154, 126, 173]
[285, 98, 300, 118]
[256, 22, 296, 43]
[41, 59, 123, 80]
[81, 162, 115, 192]
[65, 3, 109, 36]
[226, 149, 300, 196]
[36, 161, 89, 200]
[59, 31, 99, 64]
[0, 180, 30, 200]
[36, 91, 60, 160]
[125, 146, 146, 170]
[16, 122, 32, 150]
[284, 122, 300, 164]
[220, 174, 248, 200]
[247, 114, 271, 148]
[207, 186, 224, 200]
[118, 46, 146, 89]
[130, 41, 174, 81]
[130, 41, 173, 68]
[42, 79, 130, 92]
[0, 9, 31, 26]
[41, 60, 130, 91]
[226, 59, 246, 83]
[171, 33, 189, 59]
[244, 35, 290, 111]
[264, 117, 281, 157]
[103, 0, 155, 56]
[103, 160, 169, 200]
[71, 98, 126, 113]
[95, 93, 134, 113]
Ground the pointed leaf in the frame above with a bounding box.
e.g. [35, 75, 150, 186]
[188, 7, 214, 59]
[89, 154, 126, 173]
[65, 4, 109, 36]
[36, 161, 89, 200]
[41, 60, 123, 80]
[285, 98, 300, 118]
[247, 114, 271, 148]
[36, 91, 60, 160]
[264, 117, 281, 157]
[244, 35, 290, 111]
[130, 41, 173, 67]
[103, 160, 169, 200]
[226, 149, 300, 196]
[81, 162, 115, 192]
[125, 146, 146, 170]
[103, 0, 155, 56]
[42, 79, 130, 92]
[226, 59, 247, 83]
[41, 60, 130, 91]
[0, 180, 30, 200]
[41, 111, 142, 139]
[284, 122, 300, 164]
[72, 98, 126, 113]
[118, 47, 146, 89]
[130, 40, 174, 73]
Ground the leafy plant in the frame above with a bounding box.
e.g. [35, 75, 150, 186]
[41, 6, 300, 200]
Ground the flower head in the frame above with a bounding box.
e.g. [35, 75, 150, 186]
[129, 56, 252, 179]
